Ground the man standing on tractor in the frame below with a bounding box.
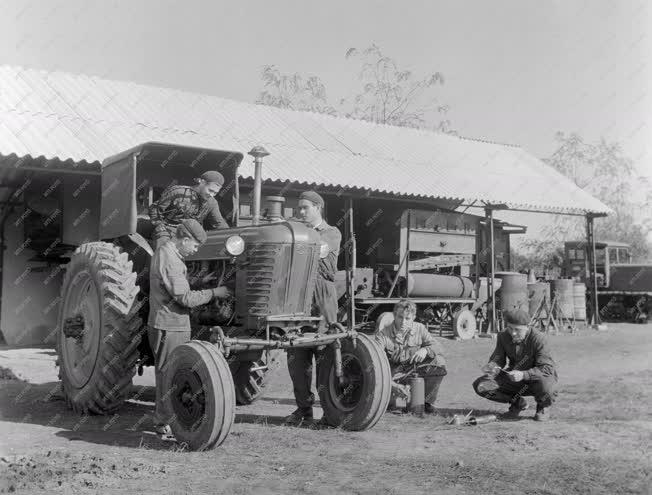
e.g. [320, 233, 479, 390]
[148, 219, 231, 438]
[148, 170, 229, 248]
[472, 309, 558, 421]
[285, 191, 342, 426]
[375, 300, 448, 413]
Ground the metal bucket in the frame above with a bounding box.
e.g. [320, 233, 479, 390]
[528, 282, 550, 318]
[408, 376, 425, 417]
[573, 282, 587, 320]
[551, 279, 575, 319]
[407, 273, 473, 298]
[496, 273, 528, 314]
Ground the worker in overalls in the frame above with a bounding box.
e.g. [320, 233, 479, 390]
[148, 170, 229, 249]
[375, 300, 448, 413]
[285, 191, 342, 426]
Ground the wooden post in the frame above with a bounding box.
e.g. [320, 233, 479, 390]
[585, 214, 602, 326]
[485, 207, 497, 333]
[345, 197, 356, 329]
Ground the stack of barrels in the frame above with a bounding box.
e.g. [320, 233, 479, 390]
[550, 279, 587, 321]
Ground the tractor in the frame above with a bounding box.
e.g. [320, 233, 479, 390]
[56, 142, 391, 450]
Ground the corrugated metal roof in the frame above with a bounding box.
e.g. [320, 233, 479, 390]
[0, 65, 611, 215]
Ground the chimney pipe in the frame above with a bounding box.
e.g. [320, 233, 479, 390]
[247, 146, 270, 226]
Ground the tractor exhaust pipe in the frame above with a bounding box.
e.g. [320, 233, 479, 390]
[248, 146, 270, 226]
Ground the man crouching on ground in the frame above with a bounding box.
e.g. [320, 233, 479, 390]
[375, 300, 448, 413]
[472, 309, 558, 421]
[148, 219, 231, 438]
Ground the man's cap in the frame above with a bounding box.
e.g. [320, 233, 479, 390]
[503, 309, 531, 326]
[299, 190, 324, 208]
[176, 219, 207, 244]
[199, 170, 225, 187]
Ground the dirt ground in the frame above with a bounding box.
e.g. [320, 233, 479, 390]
[1, 323, 651, 495]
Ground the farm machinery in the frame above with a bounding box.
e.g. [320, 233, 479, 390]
[54, 142, 391, 450]
[564, 240, 652, 322]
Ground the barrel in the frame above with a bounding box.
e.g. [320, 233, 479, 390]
[551, 279, 574, 319]
[528, 282, 550, 318]
[496, 273, 529, 313]
[407, 273, 473, 298]
[573, 282, 587, 320]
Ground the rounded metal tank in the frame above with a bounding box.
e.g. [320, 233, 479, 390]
[528, 282, 550, 318]
[573, 282, 587, 321]
[496, 273, 528, 313]
[551, 279, 575, 320]
[406, 273, 473, 298]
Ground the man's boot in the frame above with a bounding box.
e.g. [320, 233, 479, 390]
[501, 397, 528, 420]
[534, 406, 550, 422]
[284, 407, 313, 426]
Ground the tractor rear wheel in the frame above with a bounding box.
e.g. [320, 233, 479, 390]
[317, 334, 391, 431]
[231, 351, 280, 405]
[57, 242, 143, 414]
[164, 341, 235, 450]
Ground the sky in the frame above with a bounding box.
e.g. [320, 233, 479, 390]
[0, 0, 650, 241]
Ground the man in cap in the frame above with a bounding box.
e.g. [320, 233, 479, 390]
[148, 171, 229, 248]
[148, 218, 231, 437]
[375, 300, 447, 413]
[285, 190, 342, 426]
[472, 309, 558, 421]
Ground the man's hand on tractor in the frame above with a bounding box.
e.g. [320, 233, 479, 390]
[505, 370, 524, 382]
[211, 286, 232, 299]
[410, 348, 428, 364]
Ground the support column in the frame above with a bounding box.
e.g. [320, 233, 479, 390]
[485, 207, 497, 333]
[345, 197, 356, 329]
[585, 214, 602, 327]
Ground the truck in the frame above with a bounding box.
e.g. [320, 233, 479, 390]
[54, 142, 391, 450]
[564, 240, 652, 322]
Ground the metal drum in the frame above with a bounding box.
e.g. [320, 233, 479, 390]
[551, 279, 574, 319]
[573, 282, 587, 320]
[496, 273, 528, 314]
[406, 273, 473, 298]
[528, 282, 550, 318]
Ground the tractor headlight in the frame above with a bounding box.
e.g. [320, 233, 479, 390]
[319, 241, 329, 259]
[225, 235, 245, 256]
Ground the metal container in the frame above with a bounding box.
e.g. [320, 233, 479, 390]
[551, 279, 575, 320]
[496, 273, 528, 313]
[408, 376, 425, 417]
[468, 414, 497, 425]
[573, 282, 587, 321]
[407, 273, 473, 298]
[528, 282, 550, 318]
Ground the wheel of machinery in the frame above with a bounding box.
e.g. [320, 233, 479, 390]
[317, 334, 391, 431]
[57, 242, 143, 415]
[163, 341, 236, 451]
[452, 308, 477, 340]
[231, 350, 281, 405]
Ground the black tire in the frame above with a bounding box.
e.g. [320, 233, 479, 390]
[317, 334, 391, 431]
[231, 351, 280, 405]
[164, 341, 236, 451]
[57, 242, 143, 414]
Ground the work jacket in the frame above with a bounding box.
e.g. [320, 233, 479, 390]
[148, 185, 228, 233]
[375, 320, 447, 368]
[489, 329, 558, 381]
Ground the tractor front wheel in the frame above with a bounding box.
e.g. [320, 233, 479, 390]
[164, 341, 236, 451]
[317, 334, 391, 431]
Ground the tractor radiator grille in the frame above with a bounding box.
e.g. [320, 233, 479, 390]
[245, 243, 278, 316]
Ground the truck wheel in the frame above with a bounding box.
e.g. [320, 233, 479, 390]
[57, 242, 143, 414]
[452, 308, 477, 340]
[231, 351, 279, 405]
[317, 334, 391, 431]
[164, 341, 235, 451]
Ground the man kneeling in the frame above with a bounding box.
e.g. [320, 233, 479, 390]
[472, 309, 558, 421]
[375, 300, 447, 413]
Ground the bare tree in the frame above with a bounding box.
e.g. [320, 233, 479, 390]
[256, 44, 454, 133]
[342, 44, 453, 133]
[256, 65, 337, 115]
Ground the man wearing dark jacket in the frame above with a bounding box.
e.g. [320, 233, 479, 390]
[148, 219, 231, 437]
[472, 309, 558, 421]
